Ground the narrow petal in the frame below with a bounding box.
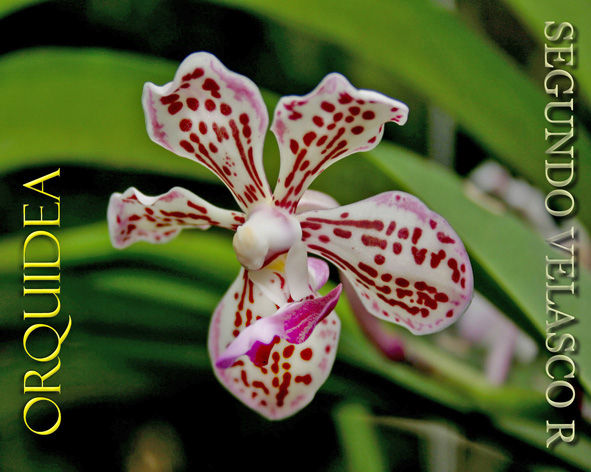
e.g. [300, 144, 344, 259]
[285, 241, 313, 300]
[271, 74, 408, 212]
[208, 270, 340, 420]
[295, 189, 339, 213]
[142, 52, 272, 211]
[215, 285, 342, 368]
[108, 186, 244, 248]
[299, 192, 473, 334]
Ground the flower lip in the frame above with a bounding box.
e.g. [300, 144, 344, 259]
[232, 203, 302, 271]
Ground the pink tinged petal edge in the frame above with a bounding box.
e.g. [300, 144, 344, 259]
[308, 257, 330, 291]
[271, 73, 409, 213]
[141, 52, 272, 212]
[298, 191, 474, 335]
[208, 269, 341, 420]
[108, 186, 245, 248]
[216, 284, 342, 368]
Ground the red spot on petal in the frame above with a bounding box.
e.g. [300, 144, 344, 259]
[394, 280, 409, 291]
[361, 234, 387, 249]
[362, 110, 375, 120]
[398, 228, 409, 239]
[168, 102, 182, 114]
[412, 227, 423, 244]
[179, 140, 194, 153]
[393, 242, 402, 254]
[311, 115, 323, 127]
[358, 262, 378, 278]
[385, 221, 397, 236]
[300, 348, 313, 361]
[374, 254, 385, 265]
[179, 119, 192, 132]
[437, 232, 455, 244]
[186, 98, 199, 110]
[295, 374, 312, 385]
[205, 99, 216, 111]
[448, 258, 461, 283]
[333, 228, 352, 239]
[430, 249, 446, 268]
[160, 94, 179, 104]
[303, 131, 317, 146]
[412, 247, 427, 265]
[283, 345, 295, 358]
[351, 126, 364, 135]
[202, 78, 220, 98]
[321, 101, 335, 112]
[290, 139, 299, 154]
[220, 103, 232, 115]
[338, 93, 353, 104]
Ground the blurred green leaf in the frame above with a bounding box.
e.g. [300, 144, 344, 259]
[334, 403, 388, 472]
[0, 0, 46, 19]
[496, 415, 591, 471]
[208, 0, 591, 230]
[0, 48, 212, 179]
[503, 0, 591, 105]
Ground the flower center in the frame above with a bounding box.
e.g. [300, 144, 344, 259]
[232, 204, 302, 271]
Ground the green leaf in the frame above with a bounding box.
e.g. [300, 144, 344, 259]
[207, 0, 591, 230]
[502, 0, 591, 105]
[0, 0, 46, 19]
[334, 403, 388, 472]
[495, 415, 591, 471]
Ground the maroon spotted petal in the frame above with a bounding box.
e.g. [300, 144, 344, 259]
[208, 269, 340, 420]
[271, 73, 408, 213]
[142, 52, 272, 211]
[108, 186, 245, 248]
[298, 192, 473, 334]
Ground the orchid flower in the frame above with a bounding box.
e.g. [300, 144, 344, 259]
[108, 52, 473, 420]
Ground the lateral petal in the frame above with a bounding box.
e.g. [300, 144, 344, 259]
[208, 270, 340, 420]
[142, 52, 272, 211]
[299, 192, 473, 334]
[271, 74, 408, 212]
[108, 186, 244, 248]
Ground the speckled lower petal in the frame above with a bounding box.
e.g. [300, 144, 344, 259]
[208, 269, 340, 420]
[142, 52, 272, 211]
[216, 285, 341, 368]
[298, 191, 473, 335]
[271, 74, 408, 212]
[108, 186, 245, 248]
